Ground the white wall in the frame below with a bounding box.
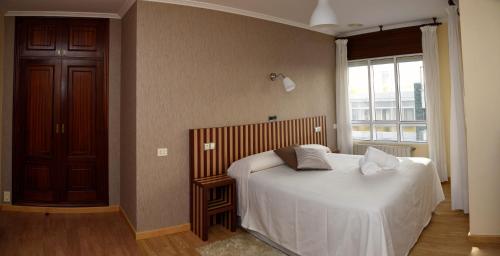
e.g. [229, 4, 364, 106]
[460, 0, 500, 236]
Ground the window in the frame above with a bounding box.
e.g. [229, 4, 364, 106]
[348, 55, 427, 143]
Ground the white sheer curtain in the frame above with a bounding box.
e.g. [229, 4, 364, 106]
[421, 26, 448, 182]
[447, 6, 469, 213]
[335, 39, 353, 154]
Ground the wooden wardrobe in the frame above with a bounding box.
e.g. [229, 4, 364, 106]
[13, 17, 109, 206]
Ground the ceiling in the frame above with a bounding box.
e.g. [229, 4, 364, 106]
[0, 0, 450, 35]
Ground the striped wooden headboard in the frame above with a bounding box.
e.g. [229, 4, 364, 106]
[189, 116, 327, 180]
[189, 116, 327, 237]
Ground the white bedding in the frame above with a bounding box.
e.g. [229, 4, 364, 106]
[228, 153, 445, 256]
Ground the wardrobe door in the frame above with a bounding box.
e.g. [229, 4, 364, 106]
[60, 59, 107, 204]
[61, 19, 108, 58]
[14, 17, 109, 206]
[16, 18, 63, 57]
[13, 59, 62, 203]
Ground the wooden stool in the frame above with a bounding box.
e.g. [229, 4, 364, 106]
[191, 175, 237, 241]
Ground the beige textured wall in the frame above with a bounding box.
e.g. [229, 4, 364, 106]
[1, 16, 14, 200]
[1, 17, 122, 204]
[120, 4, 138, 228]
[0, 12, 4, 194]
[135, 1, 336, 231]
[109, 19, 122, 205]
[460, 0, 500, 235]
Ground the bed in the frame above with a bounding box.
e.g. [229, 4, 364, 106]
[188, 116, 444, 255]
[228, 151, 445, 256]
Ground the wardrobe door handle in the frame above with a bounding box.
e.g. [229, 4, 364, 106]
[61, 124, 65, 134]
[56, 49, 61, 56]
[62, 49, 66, 56]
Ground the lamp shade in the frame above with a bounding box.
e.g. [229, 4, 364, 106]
[309, 0, 338, 27]
[282, 77, 296, 92]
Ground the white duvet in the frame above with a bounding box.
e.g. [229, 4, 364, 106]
[228, 152, 445, 256]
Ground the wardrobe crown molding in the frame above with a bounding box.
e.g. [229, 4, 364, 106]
[5, 11, 121, 19]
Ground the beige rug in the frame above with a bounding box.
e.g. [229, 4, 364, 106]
[197, 233, 285, 256]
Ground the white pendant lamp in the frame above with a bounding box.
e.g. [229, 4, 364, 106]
[309, 0, 338, 27]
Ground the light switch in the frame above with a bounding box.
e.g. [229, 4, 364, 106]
[333, 123, 337, 129]
[314, 126, 322, 133]
[3, 191, 11, 203]
[157, 148, 168, 157]
[204, 143, 216, 150]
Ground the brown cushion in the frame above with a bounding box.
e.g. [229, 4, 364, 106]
[274, 145, 299, 170]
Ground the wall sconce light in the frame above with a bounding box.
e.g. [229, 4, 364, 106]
[269, 73, 296, 92]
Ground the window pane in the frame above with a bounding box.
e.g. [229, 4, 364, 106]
[352, 124, 371, 140]
[373, 124, 397, 141]
[401, 124, 427, 142]
[398, 56, 426, 121]
[348, 61, 370, 121]
[372, 59, 397, 121]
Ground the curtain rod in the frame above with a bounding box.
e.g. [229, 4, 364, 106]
[418, 17, 442, 27]
[336, 18, 441, 40]
[418, 22, 442, 28]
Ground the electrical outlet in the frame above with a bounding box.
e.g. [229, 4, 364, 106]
[204, 143, 216, 150]
[157, 148, 168, 157]
[314, 126, 322, 133]
[3, 191, 11, 203]
[268, 115, 278, 122]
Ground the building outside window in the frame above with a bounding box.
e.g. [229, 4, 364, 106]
[348, 55, 427, 143]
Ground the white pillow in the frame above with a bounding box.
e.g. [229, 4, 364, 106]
[301, 144, 332, 153]
[295, 147, 333, 170]
[359, 157, 382, 175]
[229, 150, 285, 174]
[364, 147, 399, 170]
[227, 150, 284, 217]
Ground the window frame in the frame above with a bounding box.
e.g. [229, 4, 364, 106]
[349, 53, 427, 144]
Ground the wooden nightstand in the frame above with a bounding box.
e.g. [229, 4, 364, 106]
[191, 175, 237, 241]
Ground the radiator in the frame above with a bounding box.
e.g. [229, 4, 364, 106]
[353, 143, 414, 157]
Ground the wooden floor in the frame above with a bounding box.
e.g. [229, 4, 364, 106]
[409, 183, 500, 256]
[1, 183, 499, 255]
[0, 210, 141, 255]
